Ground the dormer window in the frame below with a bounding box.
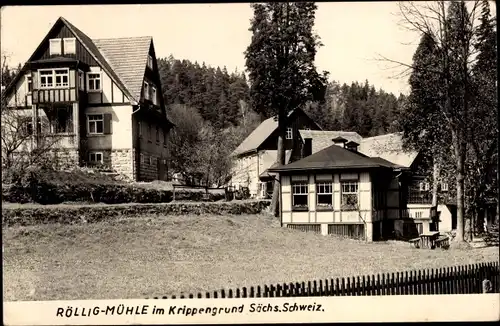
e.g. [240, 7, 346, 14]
[63, 38, 76, 54]
[49, 39, 62, 55]
[144, 81, 149, 100]
[147, 55, 153, 69]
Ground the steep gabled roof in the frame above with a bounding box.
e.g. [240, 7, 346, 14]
[4, 17, 152, 106]
[57, 17, 138, 104]
[359, 132, 418, 168]
[231, 116, 279, 157]
[231, 108, 320, 157]
[269, 143, 395, 172]
[93, 37, 152, 101]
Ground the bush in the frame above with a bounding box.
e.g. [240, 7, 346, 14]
[1, 167, 228, 205]
[2, 201, 272, 227]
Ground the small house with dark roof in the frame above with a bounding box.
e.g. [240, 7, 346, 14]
[230, 108, 321, 198]
[268, 141, 412, 242]
[2, 17, 173, 181]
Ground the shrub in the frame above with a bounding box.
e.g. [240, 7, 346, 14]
[2, 200, 272, 227]
[2, 167, 227, 205]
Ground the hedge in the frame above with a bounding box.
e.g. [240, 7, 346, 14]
[1, 168, 226, 205]
[2, 200, 271, 227]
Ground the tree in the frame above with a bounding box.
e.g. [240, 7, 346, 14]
[389, 1, 486, 242]
[166, 104, 207, 185]
[245, 2, 328, 216]
[467, 0, 498, 232]
[400, 31, 451, 212]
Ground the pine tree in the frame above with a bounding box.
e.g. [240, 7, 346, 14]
[245, 2, 327, 216]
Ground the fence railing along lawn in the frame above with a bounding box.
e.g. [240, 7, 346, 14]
[149, 261, 499, 299]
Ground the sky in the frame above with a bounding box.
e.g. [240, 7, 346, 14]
[0, 3, 446, 95]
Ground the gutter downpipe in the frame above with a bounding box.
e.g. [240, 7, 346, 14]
[132, 104, 141, 181]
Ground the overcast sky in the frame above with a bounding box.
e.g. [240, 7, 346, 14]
[0, 3, 455, 95]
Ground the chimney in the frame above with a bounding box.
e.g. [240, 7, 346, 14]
[332, 136, 348, 147]
[345, 141, 359, 152]
[303, 138, 312, 158]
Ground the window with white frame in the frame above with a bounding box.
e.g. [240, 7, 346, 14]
[149, 156, 153, 165]
[55, 69, 69, 87]
[419, 182, 430, 191]
[78, 70, 84, 91]
[63, 38, 76, 54]
[341, 181, 359, 211]
[49, 38, 62, 55]
[26, 75, 33, 93]
[316, 181, 333, 208]
[292, 182, 308, 210]
[87, 114, 104, 134]
[88, 152, 103, 164]
[286, 127, 293, 139]
[39, 69, 68, 88]
[87, 72, 102, 92]
[441, 182, 449, 192]
[144, 81, 149, 100]
[147, 55, 153, 69]
[140, 154, 145, 164]
[151, 86, 157, 104]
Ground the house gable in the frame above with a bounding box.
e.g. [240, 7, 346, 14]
[28, 20, 98, 66]
[4, 17, 136, 105]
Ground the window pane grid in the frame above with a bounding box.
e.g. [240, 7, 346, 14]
[341, 181, 359, 210]
[88, 115, 104, 134]
[39, 69, 69, 88]
[292, 182, 308, 208]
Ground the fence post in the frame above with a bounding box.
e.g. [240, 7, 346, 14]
[404, 271, 409, 295]
[482, 264, 493, 294]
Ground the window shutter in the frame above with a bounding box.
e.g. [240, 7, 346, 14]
[103, 113, 112, 134]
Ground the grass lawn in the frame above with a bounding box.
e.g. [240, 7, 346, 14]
[3, 213, 499, 301]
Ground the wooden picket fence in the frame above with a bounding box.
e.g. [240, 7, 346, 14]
[149, 261, 499, 299]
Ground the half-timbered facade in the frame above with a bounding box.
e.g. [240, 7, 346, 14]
[3, 17, 173, 181]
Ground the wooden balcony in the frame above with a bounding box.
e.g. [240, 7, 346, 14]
[32, 88, 77, 104]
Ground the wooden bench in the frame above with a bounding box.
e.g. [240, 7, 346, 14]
[409, 237, 421, 248]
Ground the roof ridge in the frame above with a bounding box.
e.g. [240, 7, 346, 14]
[93, 36, 152, 41]
[60, 17, 137, 103]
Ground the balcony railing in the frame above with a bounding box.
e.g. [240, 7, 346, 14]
[32, 88, 77, 104]
[407, 191, 432, 205]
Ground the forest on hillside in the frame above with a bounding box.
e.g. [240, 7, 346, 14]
[157, 55, 406, 138]
[1, 55, 405, 186]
